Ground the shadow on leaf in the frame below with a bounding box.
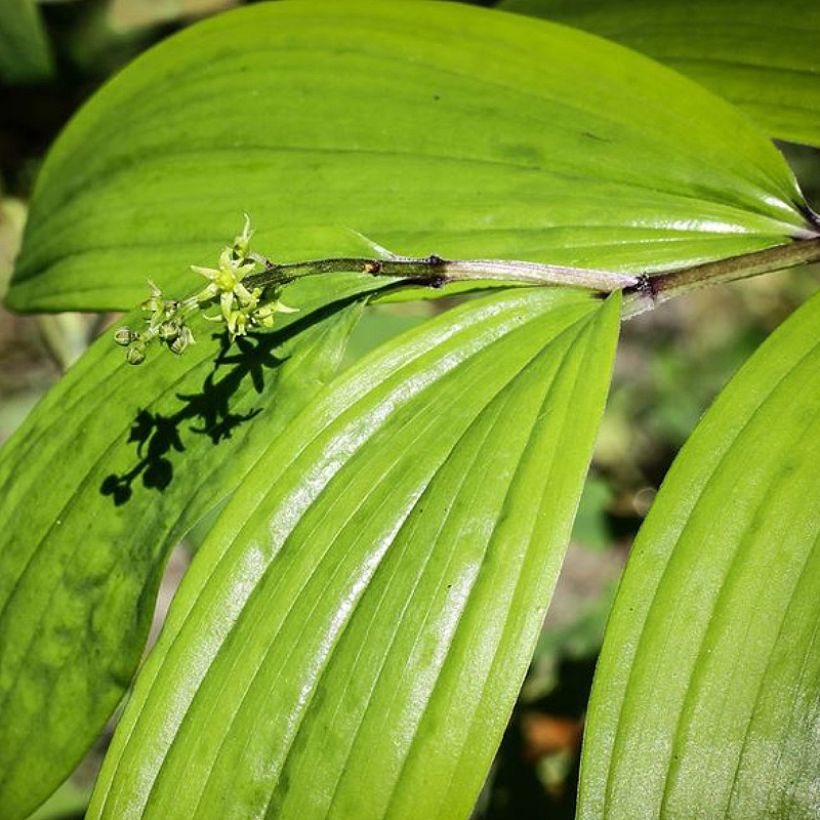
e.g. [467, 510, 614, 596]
[100, 290, 372, 506]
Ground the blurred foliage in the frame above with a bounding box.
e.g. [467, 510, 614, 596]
[0, 0, 54, 84]
[0, 1, 817, 817]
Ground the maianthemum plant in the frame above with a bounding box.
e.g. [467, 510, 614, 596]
[1, 1, 819, 818]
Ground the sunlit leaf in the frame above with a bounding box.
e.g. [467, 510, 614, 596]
[88, 288, 620, 819]
[579, 290, 820, 818]
[500, 0, 820, 148]
[7, 0, 816, 313]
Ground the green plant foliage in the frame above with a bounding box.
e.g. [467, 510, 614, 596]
[2, 2, 819, 818]
[0, 276, 372, 820]
[0, 0, 53, 84]
[578, 290, 820, 818]
[7, 1, 816, 314]
[500, 0, 820, 148]
[87, 288, 619, 819]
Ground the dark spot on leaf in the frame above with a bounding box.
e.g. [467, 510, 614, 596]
[581, 131, 611, 143]
[495, 141, 543, 167]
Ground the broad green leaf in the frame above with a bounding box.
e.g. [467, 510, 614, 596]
[0, 0, 53, 84]
[0, 275, 371, 820]
[579, 289, 820, 818]
[7, 0, 817, 313]
[500, 0, 820, 148]
[88, 287, 620, 819]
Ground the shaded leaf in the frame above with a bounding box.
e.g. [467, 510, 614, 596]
[500, 0, 820, 148]
[0, 276, 370, 820]
[7, 0, 816, 313]
[88, 288, 620, 819]
[0, 0, 53, 84]
[579, 290, 820, 818]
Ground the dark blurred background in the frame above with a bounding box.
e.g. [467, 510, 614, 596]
[1, 1, 818, 817]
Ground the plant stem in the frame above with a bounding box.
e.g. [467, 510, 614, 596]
[244, 236, 820, 318]
[245, 253, 639, 293]
[622, 236, 820, 318]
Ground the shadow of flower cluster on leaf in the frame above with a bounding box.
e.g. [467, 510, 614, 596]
[98, 285, 406, 506]
[100, 331, 283, 505]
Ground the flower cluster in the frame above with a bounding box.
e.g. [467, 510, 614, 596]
[115, 216, 295, 364]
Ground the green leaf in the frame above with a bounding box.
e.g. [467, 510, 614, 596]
[578, 289, 820, 817]
[88, 287, 620, 819]
[8, 0, 816, 313]
[0, 0, 53, 84]
[0, 276, 370, 820]
[500, 0, 820, 148]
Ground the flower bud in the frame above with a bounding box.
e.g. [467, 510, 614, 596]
[114, 327, 135, 346]
[169, 326, 194, 355]
[126, 342, 146, 365]
[158, 320, 180, 341]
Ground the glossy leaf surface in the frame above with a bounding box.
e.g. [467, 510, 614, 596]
[579, 290, 820, 818]
[7, 0, 816, 313]
[501, 0, 820, 147]
[89, 288, 620, 819]
[0, 276, 370, 820]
